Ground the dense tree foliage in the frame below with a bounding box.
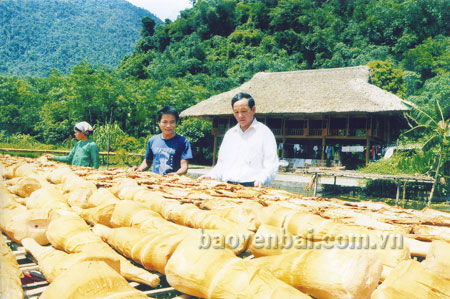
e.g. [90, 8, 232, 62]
[0, 0, 449, 167]
[0, 0, 161, 77]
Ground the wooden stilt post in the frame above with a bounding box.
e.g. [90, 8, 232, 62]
[395, 180, 401, 206]
[212, 135, 217, 166]
[321, 137, 326, 165]
[402, 181, 407, 207]
[313, 174, 319, 197]
[281, 118, 286, 158]
[365, 137, 370, 166]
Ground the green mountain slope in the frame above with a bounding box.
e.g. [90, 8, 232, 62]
[0, 0, 162, 76]
[120, 0, 449, 93]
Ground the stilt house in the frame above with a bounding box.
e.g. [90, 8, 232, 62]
[180, 66, 410, 169]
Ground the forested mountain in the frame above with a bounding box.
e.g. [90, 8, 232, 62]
[0, 0, 162, 76]
[120, 0, 449, 94]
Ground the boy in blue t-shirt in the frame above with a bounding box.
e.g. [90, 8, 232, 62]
[132, 106, 193, 175]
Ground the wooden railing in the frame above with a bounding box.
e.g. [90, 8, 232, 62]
[0, 148, 144, 157]
[212, 125, 374, 138]
[286, 128, 304, 136]
[271, 128, 282, 135]
[348, 129, 367, 137]
[309, 128, 322, 136]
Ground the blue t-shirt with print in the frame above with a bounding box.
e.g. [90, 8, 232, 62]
[145, 134, 193, 175]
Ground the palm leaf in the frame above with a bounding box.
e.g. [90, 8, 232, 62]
[436, 100, 445, 123]
[407, 102, 439, 127]
[403, 124, 429, 134]
[422, 135, 441, 152]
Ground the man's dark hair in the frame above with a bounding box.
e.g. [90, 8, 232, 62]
[157, 106, 179, 122]
[231, 92, 255, 109]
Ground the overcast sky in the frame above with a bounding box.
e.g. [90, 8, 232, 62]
[126, 0, 192, 21]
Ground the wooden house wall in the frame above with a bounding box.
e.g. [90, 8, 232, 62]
[210, 114, 403, 167]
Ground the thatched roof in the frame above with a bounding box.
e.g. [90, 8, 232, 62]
[180, 66, 410, 117]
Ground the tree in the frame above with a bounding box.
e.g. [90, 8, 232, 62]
[367, 60, 406, 98]
[402, 35, 450, 81]
[410, 74, 450, 120]
[0, 76, 42, 136]
[176, 118, 213, 164]
[141, 16, 156, 37]
[404, 100, 450, 205]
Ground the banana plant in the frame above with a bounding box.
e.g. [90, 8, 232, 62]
[404, 99, 450, 206]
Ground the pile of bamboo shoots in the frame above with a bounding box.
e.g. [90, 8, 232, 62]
[1, 153, 450, 299]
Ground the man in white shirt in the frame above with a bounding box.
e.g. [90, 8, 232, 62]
[199, 92, 279, 187]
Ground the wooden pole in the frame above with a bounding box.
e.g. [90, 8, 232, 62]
[395, 180, 401, 206]
[365, 137, 370, 166]
[106, 111, 112, 169]
[346, 115, 349, 136]
[402, 181, 407, 206]
[212, 134, 217, 166]
[313, 174, 319, 197]
[306, 118, 309, 136]
[106, 126, 111, 169]
[403, 181, 407, 204]
[386, 116, 391, 143]
[321, 137, 326, 163]
[281, 118, 286, 158]
[428, 152, 442, 206]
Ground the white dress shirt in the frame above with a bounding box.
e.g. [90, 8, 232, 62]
[208, 118, 279, 186]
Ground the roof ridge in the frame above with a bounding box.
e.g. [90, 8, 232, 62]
[253, 65, 369, 76]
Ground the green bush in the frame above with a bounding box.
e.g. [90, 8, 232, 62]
[116, 136, 144, 166]
[176, 118, 213, 165]
[360, 151, 433, 175]
[92, 123, 147, 167]
[0, 133, 56, 149]
[92, 123, 127, 152]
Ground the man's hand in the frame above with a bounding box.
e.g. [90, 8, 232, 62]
[131, 159, 148, 172]
[254, 180, 263, 188]
[44, 154, 54, 160]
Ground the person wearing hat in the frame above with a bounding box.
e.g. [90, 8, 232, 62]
[45, 121, 100, 169]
